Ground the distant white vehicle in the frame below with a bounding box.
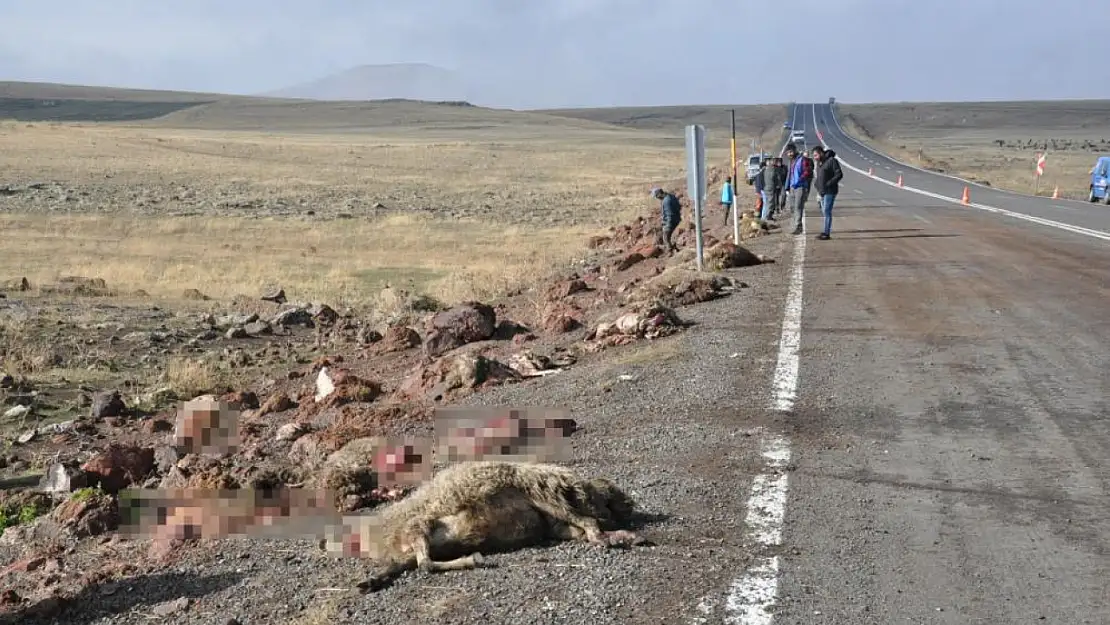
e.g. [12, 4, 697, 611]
[745, 152, 770, 184]
[789, 129, 805, 143]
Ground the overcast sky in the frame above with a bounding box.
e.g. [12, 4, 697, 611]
[1, 0, 1105, 109]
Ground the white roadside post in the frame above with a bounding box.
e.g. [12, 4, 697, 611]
[685, 124, 707, 271]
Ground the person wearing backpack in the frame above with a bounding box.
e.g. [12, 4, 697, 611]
[783, 143, 814, 235]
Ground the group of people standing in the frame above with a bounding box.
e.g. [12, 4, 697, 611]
[651, 138, 844, 253]
[719, 143, 844, 240]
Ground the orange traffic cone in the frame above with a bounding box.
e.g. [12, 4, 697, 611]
[896, 175, 903, 187]
[961, 186, 970, 205]
[1051, 186, 1059, 199]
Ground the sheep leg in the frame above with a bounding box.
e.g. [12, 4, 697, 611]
[530, 501, 609, 546]
[411, 535, 485, 573]
[403, 518, 486, 574]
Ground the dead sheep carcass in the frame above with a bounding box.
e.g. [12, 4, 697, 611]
[319, 458, 648, 591]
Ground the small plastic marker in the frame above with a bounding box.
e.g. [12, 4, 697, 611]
[1052, 185, 1059, 199]
[961, 186, 970, 205]
[896, 175, 904, 187]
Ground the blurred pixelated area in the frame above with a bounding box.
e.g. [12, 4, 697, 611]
[118, 486, 341, 543]
[173, 395, 239, 456]
[367, 435, 433, 488]
[434, 406, 577, 464]
[123, 399, 577, 553]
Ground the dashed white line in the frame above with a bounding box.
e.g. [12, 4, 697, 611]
[880, 199, 894, 206]
[723, 225, 804, 624]
[690, 185, 805, 625]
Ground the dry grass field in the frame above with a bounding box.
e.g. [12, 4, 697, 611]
[838, 100, 1110, 199]
[0, 83, 783, 307]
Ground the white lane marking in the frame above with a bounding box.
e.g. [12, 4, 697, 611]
[880, 199, 894, 206]
[813, 105, 1110, 243]
[913, 214, 933, 225]
[852, 188, 863, 194]
[721, 213, 805, 624]
[691, 597, 716, 624]
[726, 557, 781, 625]
[770, 234, 806, 412]
[691, 123, 804, 625]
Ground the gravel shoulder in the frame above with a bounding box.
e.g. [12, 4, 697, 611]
[2, 210, 798, 625]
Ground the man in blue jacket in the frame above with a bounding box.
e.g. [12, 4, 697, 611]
[784, 143, 814, 235]
[652, 187, 682, 254]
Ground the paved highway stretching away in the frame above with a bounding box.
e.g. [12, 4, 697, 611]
[811, 102, 1110, 238]
[738, 104, 1110, 624]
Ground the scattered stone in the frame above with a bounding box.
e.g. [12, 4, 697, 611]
[261, 287, 287, 304]
[422, 301, 497, 358]
[258, 392, 296, 417]
[507, 352, 564, 378]
[3, 405, 30, 420]
[271, 307, 313, 328]
[243, 320, 272, 336]
[151, 597, 191, 617]
[221, 390, 260, 411]
[275, 422, 309, 442]
[614, 252, 647, 271]
[182, 288, 210, 301]
[51, 491, 120, 538]
[398, 353, 521, 403]
[378, 326, 421, 353]
[153, 445, 180, 474]
[313, 368, 383, 408]
[90, 390, 126, 419]
[544, 278, 589, 301]
[310, 303, 340, 326]
[357, 327, 383, 345]
[38, 462, 91, 494]
[81, 443, 156, 494]
[540, 302, 583, 334]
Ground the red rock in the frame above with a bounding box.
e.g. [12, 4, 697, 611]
[377, 325, 421, 353]
[81, 443, 155, 493]
[51, 493, 120, 537]
[614, 252, 646, 272]
[258, 392, 296, 417]
[221, 390, 260, 410]
[422, 302, 497, 357]
[631, 244, 664, 259]
[544, 279, 589, 302]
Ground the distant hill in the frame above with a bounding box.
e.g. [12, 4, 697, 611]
[261, 63, 472, 103]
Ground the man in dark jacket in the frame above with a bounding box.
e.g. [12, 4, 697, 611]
[759, 159, 778, 221]
[652, 187, 681, 254]
[811, 146, 844, 240]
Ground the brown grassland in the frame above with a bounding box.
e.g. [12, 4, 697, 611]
[0, 87, 784, 308]
[839, 100, 1110, 200]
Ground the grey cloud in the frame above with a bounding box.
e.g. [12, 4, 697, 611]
[1, 0, 1106, 107]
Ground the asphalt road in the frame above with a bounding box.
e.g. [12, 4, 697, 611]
[760, 110, 1110, 624]
[809, 102, 1110, 237]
